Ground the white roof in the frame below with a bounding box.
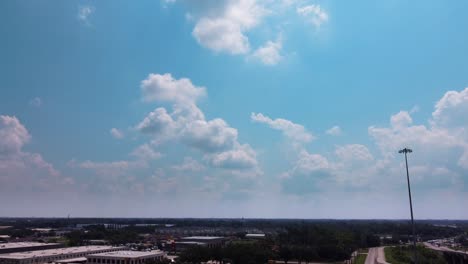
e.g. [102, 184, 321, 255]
[0, 246, 125, 260]
[55, 257, 88, 263]
[246, 234, 265, 237]
[181, 236, 223, 240]
[175, 242, 206, 245]
[0, 242, 61, 250]
[87, 251, 165, 258]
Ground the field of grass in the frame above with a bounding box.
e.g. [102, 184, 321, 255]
[354, 253, 367, 264]
[384, 245, 448, 264]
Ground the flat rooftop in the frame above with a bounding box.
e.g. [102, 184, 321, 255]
[246, 234, 266, 237]
[181, 236, 223, 240]
[0, 242, 61, 250]
[56, 257, 88, 263]
[175, 242, 206, 245]
[0, 246, 124, 260]
[88, 251, 164, 258]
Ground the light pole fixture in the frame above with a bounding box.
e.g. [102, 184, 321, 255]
[399, 147, 417, 264]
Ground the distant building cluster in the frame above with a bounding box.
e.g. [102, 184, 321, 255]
[0, 243, 63, 254]
[0, 221, 269, 264]
[0, 245, 127, 264]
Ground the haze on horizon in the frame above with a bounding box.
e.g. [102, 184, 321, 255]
[1, 0, 468, 219]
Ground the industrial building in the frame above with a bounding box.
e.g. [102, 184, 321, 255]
[0, 243, 63, 254]
[86, 250, 166, 264]
[172, 236, 224, 252]
[0, 246, 126, 264]
[245, 233, 266, 239]
[179, 236, 224, 248]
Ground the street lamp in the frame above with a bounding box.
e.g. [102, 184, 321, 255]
[399, 147, 417, 264]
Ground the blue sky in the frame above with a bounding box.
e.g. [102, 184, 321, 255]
[1, 0, 468, 218]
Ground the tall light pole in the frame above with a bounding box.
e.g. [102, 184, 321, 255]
[399, 147, 417, 264]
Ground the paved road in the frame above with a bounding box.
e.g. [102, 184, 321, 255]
[365, 247, 389, 264]
[424, 242, 468, 255]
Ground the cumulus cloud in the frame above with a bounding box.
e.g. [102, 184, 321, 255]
[205, 143, 258, 170]
[191, 0, 267, 54]
[326, 125, 342, 136]
[78, 5, 95, 25]
[0, 115, 71, 194]
[251, 112, 314, 143]
[141, 73, 206, 105]
[138, 73, 259, 172]
[252, 38, 283, 65]
[335, 144, 374, 162]
[260, 87, 468, 195]
[0, 115, 30, 155]
[110, 128, 124, 139]
[293, 150, 329, 174]
[137, 107, 175, 136]
[130, 144, 162, 160]
[181, 118, 238, 153]
[165, 0, 330, 65]
[297, 4, 328, 28]
[68, 159, 147, 177]
[432, 87, 468, 128]
[172, 157, 205, 171]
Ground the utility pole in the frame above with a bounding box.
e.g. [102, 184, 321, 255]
[399, 147, 417, 264]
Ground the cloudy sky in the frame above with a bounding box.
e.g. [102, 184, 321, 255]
[1, 0, 468, 219]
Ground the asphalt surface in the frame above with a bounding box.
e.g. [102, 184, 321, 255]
[424, 242, 468, 255]
[365, 247, 388, 264]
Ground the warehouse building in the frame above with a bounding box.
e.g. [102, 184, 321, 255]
[179, 236, 224, 248]
[0, 243, 63, 254]
[0, 246, 126, 264]
[171, 236, 225, 252]
[86, 250, 166, 264]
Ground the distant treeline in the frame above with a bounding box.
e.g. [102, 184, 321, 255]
[2, 218, 465, 263]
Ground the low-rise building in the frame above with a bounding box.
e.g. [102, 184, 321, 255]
[179, 237, 224, 248]
[86, 251, 166, 264]
[245, 233, 266, 240]
[171, 236, 224, 252]
[0, 246, 126, 264]
[0, 243, 63, 254]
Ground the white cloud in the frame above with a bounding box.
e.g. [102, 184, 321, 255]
[326, 125, 342, 136]
[390, 111, 413, 129]
[193, 17, 251, 54]
[293, 149, 329, 173]
[252, 38, 283, 65]
[205, 143, 258, 170]
[172, 157, 205, 171]
[0, 115, 72, 194]
[69, 159, 147, 177]
[130, 144, 162, 160]
[110, 128, 124, 139]
[251, 112, 314, 143]
[137, 107, 175, 136]
[335, 144, 374, 162]
[262, 88, 468, 193]
[78, 5, 95, 25]
[432, 87, 468, 128]
[181, 118, 238, 153]
[29, 97, 42, 107]
[165, 0, 329, 65]
[141, 73, 206, 105]
[191, 0, 267, 54]
[297, 4, 328, 28]
[137, 73, 259, 172]
[0, 115, 30, 155]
